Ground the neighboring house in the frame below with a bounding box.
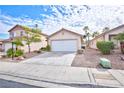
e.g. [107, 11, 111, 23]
[89, 24, 124, 49]
[2, 25, 48, 53]
[0, 40, 3, 52]
[48, 28, 83, 52]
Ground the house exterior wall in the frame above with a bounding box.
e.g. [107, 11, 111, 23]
[9, 26, 26, 38]
[3, 42, 16, 52]
[10, 30, 26, 38]
[21, 35, 47, 53]
[104, 28, 124, 48]
[3, 35, 47, 53]
[89, 36, 104, 49]
[48, 30, 82, 50]
[0, 42, 3, 52]
[104, 27, 124, 40]
[89, 27, 124, 49]
[3, 25, 48, 53]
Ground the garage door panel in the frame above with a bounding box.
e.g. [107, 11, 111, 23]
[51, 40, 77, 51]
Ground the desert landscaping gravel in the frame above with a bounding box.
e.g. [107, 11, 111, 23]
[72, 49, 124, 70]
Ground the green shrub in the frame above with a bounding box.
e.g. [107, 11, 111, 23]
[110, 41, 114, 49]
[7, 48, 24, 57]
[7, 48, 15, 57]
[96, 41, 114, 54]
[15, 49, 24, 57]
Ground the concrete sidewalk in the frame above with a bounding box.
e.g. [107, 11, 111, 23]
[0, 62, 124, 88]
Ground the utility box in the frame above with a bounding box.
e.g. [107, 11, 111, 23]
[100, 58, 112, 69]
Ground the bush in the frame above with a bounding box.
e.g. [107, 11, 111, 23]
[15, 49, 24, 57]
[7, 48, 24, 57]
[96, 41, 114, 54]
[7, 48, 15, 57]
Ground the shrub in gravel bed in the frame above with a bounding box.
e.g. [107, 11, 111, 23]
[96, 41, 114, 54]
[7, 48, 24, 57]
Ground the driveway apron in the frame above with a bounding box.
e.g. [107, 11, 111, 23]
[22, 52, 76, 66]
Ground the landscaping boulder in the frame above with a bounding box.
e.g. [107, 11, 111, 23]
[16, 56, 24, 60]
[77, 49, 83, 54]
[100, 58, 112, 69]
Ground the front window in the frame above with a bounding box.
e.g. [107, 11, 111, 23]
[10, 32, 14, 38]
[20, 31, 23, 36]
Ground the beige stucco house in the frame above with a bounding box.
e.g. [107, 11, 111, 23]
[89, 24, 124, 49]
[2, 25, 48, 53]
[0, 40, 3, 52]
[48, 28, 83, 52]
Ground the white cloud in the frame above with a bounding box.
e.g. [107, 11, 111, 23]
[1, 5, 124, 37]
[40, 5, 124, 34]
[0, 21, 11, 34]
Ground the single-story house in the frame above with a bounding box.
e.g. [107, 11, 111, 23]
[2, 24, 48, 53]
[89, 24, 124, 49]
[48, 28, 83, 52]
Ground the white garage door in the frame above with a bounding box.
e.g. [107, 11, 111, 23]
[51, 40, 77, 51]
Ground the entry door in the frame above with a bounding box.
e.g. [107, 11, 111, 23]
[51, 40, 77, 51]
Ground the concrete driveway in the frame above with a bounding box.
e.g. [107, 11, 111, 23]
[22, 52, 76, 66]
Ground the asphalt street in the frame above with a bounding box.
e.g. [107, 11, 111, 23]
[0, 79, 41, 88]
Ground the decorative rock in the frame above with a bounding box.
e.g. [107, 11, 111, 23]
[100, 58, 112, 69]
[77, 49, 83, 54]
[16, 56, 24, 60]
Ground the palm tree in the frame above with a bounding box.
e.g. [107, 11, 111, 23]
[83, 26, 90, 46]
[22, 26, 41, 53]
[102, 27, 110, 32]
[92, 31, 100, 38]
[12, 38, 24, 51]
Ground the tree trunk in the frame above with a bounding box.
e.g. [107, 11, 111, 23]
[16, 46, 18, 51]
[28, 44, 31, 53]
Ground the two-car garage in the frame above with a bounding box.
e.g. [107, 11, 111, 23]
[51, 40, 77, 52]
[48, 28, 83, 52]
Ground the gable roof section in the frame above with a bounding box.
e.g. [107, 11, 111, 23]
[8, 24, 24, 32]
[102, 24, 124, 35]
[48, 28, 83, 38]
[90, 24, 124, 41]
[8, 24, 48, 37]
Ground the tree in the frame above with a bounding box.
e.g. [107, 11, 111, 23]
[115, 33, 124, 54]
[12, 38, 24, 51]
[115, 33, 124, 41]
[83, 26, 90, 46]
[102, 27, 110, 32]
[22, 26, 41, 53]
[92, 31, 100, 38]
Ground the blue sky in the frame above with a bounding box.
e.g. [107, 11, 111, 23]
[0, 5, 124, 39]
